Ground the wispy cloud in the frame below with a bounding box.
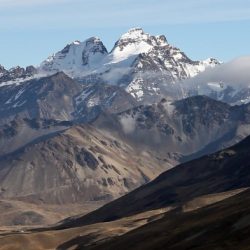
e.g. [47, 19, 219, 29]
[0, 0, 71, 7]
[0, 0, 250, 30]
[184, 56, 250, 89]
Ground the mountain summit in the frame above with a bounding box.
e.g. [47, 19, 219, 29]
[39, 28, 220, 103]
[40, 37, 108, 74]
[2, 28, 248, 106]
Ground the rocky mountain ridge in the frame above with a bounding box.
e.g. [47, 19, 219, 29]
[58, 134, 250, 229]
[0, 65, 37, 85]
[1, 29, 249, 106]
[39, 28, 219, 103]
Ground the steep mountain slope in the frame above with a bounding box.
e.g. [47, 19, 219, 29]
[88, 188, 250, 250]
[2, 30, 249, 106]
[0, 72, 83, 122]
[0, 188, 248, 250]
[59, 135, 250, 228]
[0, 116, 71, 156]
[0, 72, 138, 155]
[93, 96, 250, 158]
[1, 86, 250, 208]
[0, 124, 172, 204]
[4, 70, 250, 161]
[39, 28, 219, 103]
[0, 65, 37, 85]
[0, 72, 136, 123]
[1, 136, 249, 250]
[40, 37, 108, 75]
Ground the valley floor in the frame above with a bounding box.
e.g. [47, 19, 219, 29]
[0, 188, 247, 250]
[0, 200, 104, 231]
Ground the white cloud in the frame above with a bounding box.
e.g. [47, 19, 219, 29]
[0, 0, 71, 7]
[184, 56, 250, 89]
[0, 0, 250, 29]
[120, 115, 136, 134]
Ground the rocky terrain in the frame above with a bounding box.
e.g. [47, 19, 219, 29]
[54, 135, 250, 228]
[0, 136, 250, 250]
[94, 95, 250, 159]
[0, 67, 250, 231]
[1, 29, 249, 107]
[0, 72, 136, 124]
[88, 188, 250, 250]
[0, 27, 249, 249]
[0, 124, 171, 204]
[0, 65, 37, 85]
[0, 72, 138, 156]
[39, 28, 219, 104]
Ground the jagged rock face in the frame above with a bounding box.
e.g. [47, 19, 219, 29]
[40, 37, 108, 75]
[0, 72, 138, 123]
[0, 72, 83, 121]
[114, 29, 219, 103]
[0, 72, 139, 156]
[39, 28, 219, 103]
[74, 83, 138, 117]
[94, 96, 250, 158]
[2, 29, 249, 106]
[61, 135, 250, 229]
[1, 92, 250, 206]
[0, 65, 7, 75]
[106, 28, 218, 102]
[0, 65, 37, 84]
[0, 125, 171, 204]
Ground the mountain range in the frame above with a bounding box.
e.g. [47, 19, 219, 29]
[39, 28, 219, 103]
[1, 133, 250, 250]
[1, 28, 249, 106]
[0, 27, 250, 250]
[1, 70, 250, 208]
[1, 28, 219, 104]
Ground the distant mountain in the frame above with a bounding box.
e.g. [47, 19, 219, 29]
[1, 68, 250, 207]
[184, 56, 250, 105]
[2, 74, 250, 209]
[59, 134, 250, 229]
[1, 29, 249, 106]
[39, 28, 219, 103]
[0, 65, 37, 85]
[0, 72, 137, 123]
[93, 95, 250, 158]
[0, 72, 138, 156]
[3, 70, 250, 159]
[0, 29, 249, 225]
[40, 37, 108, 74]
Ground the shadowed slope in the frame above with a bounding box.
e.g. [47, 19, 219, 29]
[58, 135, 250, 229]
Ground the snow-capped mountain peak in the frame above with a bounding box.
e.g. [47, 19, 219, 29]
[105, 28, 171, 69]
[202, 57, 221, 66]
[1, 29, 249, 108]
[0, 65, 37, 86]
[156, 35, 168, 45]
[120, 27, 146, 40]
[109, 28, 155, 64]
[37, 28, 222, 103]
[40, 36, 108, 75]
[118, 28, 168, 46]
[0, 65, 7, 77]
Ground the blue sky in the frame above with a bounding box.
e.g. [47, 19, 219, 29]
[0, 0, 249, 68]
